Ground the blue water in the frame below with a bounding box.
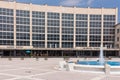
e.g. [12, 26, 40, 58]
[76, 61, 120, 66]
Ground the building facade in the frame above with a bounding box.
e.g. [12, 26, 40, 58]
[0, 1, 119, 57]
[115, 24, 120, 48]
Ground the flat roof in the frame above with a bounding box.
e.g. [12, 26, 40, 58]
[0, 1, 117, 10]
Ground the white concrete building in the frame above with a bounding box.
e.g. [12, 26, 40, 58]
[0, 1, 119, 57]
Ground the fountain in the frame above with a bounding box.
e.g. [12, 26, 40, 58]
[59, 44, 120, 74]
[99, 44, 105, 65]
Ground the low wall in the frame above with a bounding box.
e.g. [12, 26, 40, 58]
[74, 64, 104, 72]
[59, 61, 120, 74]
[68, 63, 104, 73]
[110, 66, 120, 73]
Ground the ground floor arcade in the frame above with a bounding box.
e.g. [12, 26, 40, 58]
[0, 50, 119, 57]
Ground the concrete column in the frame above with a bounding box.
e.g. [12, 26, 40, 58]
[59, 11, 62, 48]
[87, 7, 90, 47]
[115, 8, 118, 49]
[45, 9, 48, 48]
[101, 8, 104, 46]
[14, 1, 16, 48]
[73, 8, 76, 48]
[115, 8, 118, 24]
[30, 3, 32, 48]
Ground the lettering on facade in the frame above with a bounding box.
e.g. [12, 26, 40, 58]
[16, 46, 23, 49]
[82, 47, 100, 50]
[83, 48, 92, 49]
[94, 48, 100, 50]
[7, 46, 14, 48]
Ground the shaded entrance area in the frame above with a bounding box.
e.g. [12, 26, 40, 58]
[0, 50, 119, 57]
[2, 50, 14, 56]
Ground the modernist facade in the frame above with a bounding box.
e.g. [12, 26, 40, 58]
[0, 1, 119, 57]
[115, 24, 120, 49]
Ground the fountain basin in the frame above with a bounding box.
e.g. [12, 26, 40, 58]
[59, 61, 120, 74]
[77, 61, 120, 66]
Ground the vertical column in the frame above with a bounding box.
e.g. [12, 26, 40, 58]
[115, 8, 118, 24]
[59, 12, 62, 48]
[45, 11, 47, 48]
[101, 8, 104, 46]
[30, 3, 32, 48]
[14, 1, 16, 48]
[115, 8, 118, 49]
[73, 8, 76, 49]
[87, 7, 90, 47]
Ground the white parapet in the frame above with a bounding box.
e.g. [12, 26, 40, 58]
[68, 63, 75, 71]
[59, 61, 67, 70]
[104, 63, 111, 75]
[59, 61, 75, 71]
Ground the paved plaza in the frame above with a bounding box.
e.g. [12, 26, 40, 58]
[0, 58, 120, 80]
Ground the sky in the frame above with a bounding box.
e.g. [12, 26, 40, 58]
[16, 0, 120, 23]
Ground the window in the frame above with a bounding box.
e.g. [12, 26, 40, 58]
[48, 27, 59, 33]
[90, 42, 101, 47]
[47, 20, 59, 26]
[0, 32, 14, 39]
[47, 34, 59, 40]
[16, 33, 30, 40]
[103, 22, 115, 28]
[32, 19, 45, 25]
[104, 15, 116, 21]
[32, 11, 45, 18]
[117, 29, 119, 33]
[76, 14, 88, 20]
[62, 28, 73, 34]
[0, 40, 14, 45]
[16, 41, 30, 46]
[103, 29, 115, 34]
[117, 37, 119, 41]
[103, 36, 114, 41]
[62, 13, 74, 20]
[62, 42, 73, 48]
[47, 12, 59, 19]
[16, 10, 30, 17]
[76, 21, 87, 27]
[32, 26, 45, 33]
[76, 42, 87, 47]
[76, 35, 87, 41]
[16, 25, 30, 32]
[32, 34, 45, 40]
[90, 15, 101, 20]
[90, 22, 101, 27]
[90, 28, 101, 34]
[62, 35, 73, 41]
[0, 8, 13, 16]
[32, 41, 45, 48]
[47, 42, 59, 48]
[90, 35, 101, 41]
